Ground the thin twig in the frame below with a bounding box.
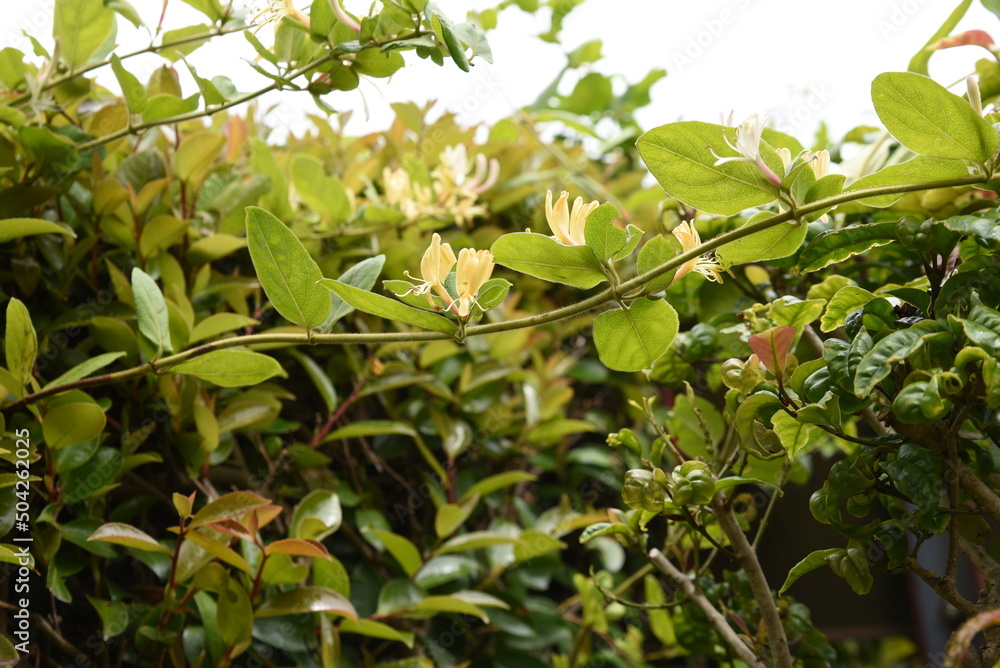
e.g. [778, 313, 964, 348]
[648, 548, 767, 668]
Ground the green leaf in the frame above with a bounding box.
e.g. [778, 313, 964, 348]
[290, 155, 352, 222]
[872, 71, 998, 163]
[87, 522, 172, 554]
[583, 203, 625, 261]
[460, 471, 537, 502]
[820, 287, 876, 332]
[593, 299, 678, 372]
[43, 401, 106, 450]
[717, 212, 807, 267]
[778, 548, 841, 595]
[797, 223, 898, 273]
[324, 255, 386, 327]
[63, 448, 121, 503]
[490, 232, 607, 288]
[943, 210, 1000, 249]
[87, 596, 132, 640]
[363, 529, 422, 576]
[189, 491, 270, 529]
[854, 328, 932, 396]
[325, 419, 416, 440]
[291, 490, 342, 541]
[513, 529, 564, 562]
[963, 305, 1000, 355]
[437, 531, 522, 554]
[140, 93, 201, 122]
[246, 206, 330, 328]
[827, 539, 874, 594]
[636, 121, 780, 216]
[434, 495, 478, 539]
[645, 576, 676, 646]
[5, 297, 36, 389]
[771, 412, 816, 458]
[217, 579, 253, 655]
[426, 3, 469, 71]
[183, 530, 253, 574]
[412, 596, 488, 621]
[170, 349, 286, 387]
[180, 0, 226, 20]
[0, 217, 76, 243]
[734, 392, 785, 460]
[255, 586, 358, 620]
[318, 280, 457, 334]
[614, 224, 644, 262]
[174, 132, 226, 183]
[110, 54, 146, 113]
[845, 157, 972, 207]
[636, 235, 678, 292]
[880, 444, 942, 521]
[131, 267, 173, 353]
[53, 0, 115, 68]
[188, 313, 258, 343]
[339, 619, 414, 647]
[770, 298, 826, 329]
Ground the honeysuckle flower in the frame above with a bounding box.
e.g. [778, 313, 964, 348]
[803, 150, 831, 180]
[401, 234, 457, 306]
[249, 0, 309, 28]
[433, 145, 500, 197]
[712, 113, 783, 187]
[453, 248, 495, 317]
[776, 147, 793, 174]
[968, 75, 984, 116]
[670, 220, 726, 285]
[545, 190, 600, 246]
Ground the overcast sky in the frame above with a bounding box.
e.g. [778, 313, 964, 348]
[4, 0, 999, 146]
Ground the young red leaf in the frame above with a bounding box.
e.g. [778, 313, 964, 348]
[748, 325, 797, 376]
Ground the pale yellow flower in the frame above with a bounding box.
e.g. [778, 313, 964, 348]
[670, 221, 725, 285]
[545, 190, 600, 246]
[803, 150, 830, 180]
[453, 248, 495, 317]
[401, 234, 457, 307]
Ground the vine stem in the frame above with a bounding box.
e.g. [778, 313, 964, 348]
[2, 173, 991, 414]
[76, 52, 337, 151]
[648, 548, 767, 668]
[711, 495, 793, 668]
[7, 24, 256, 108]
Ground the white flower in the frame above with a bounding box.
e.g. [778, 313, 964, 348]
[712, 113, 783, 187]
[670, 221, 725, 285]
[545, 190, 600, 246]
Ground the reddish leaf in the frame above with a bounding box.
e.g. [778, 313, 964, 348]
[929, 30, 994, 50]
[208, 518, 253, 542]
[748, 325, 796, 376]
[265, 538, 332, 560]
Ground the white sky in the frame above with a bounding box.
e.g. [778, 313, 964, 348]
[3, 0, 998, 147]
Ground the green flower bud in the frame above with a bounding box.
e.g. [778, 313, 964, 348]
[670, 461, 716, 506]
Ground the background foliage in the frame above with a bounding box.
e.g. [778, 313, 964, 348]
[1, 1, 1000, 667]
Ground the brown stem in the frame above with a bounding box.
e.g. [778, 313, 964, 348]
[648, 549, 767, 668]
[712, 495, 793, 668]
[903, 557, 979, 617]
[959, 464, 1000, 527]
